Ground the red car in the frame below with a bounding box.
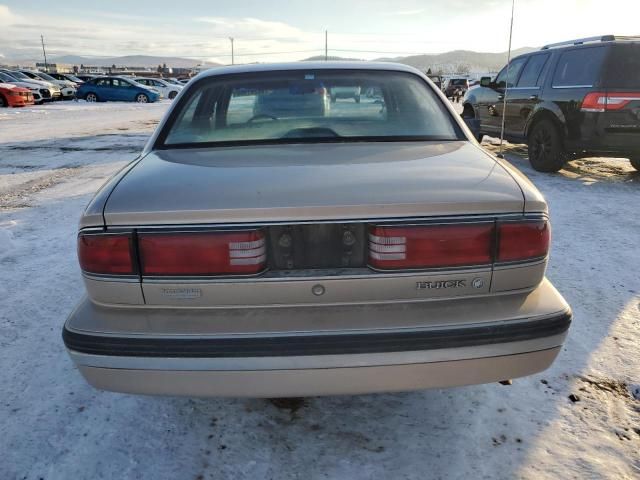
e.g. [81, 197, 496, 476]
[0, 83, 35, 107]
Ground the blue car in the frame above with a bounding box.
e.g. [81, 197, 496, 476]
[76, 76, 160, 103]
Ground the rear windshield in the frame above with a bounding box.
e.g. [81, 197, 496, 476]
[552, 46, 607, 87]
[450, 79, 467, 86]
[603, 44, 640, 89]
[161, 70, 461, 147]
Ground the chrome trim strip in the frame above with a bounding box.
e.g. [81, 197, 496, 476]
[551, 85, 593, 89]
[83, 212, 547, 231]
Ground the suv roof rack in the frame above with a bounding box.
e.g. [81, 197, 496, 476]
[541, 35, 640, 50]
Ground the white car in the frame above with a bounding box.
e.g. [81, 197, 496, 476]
[134, 78, 183, 100]
[0, 71, 44, 104]
[21, 71, 76, 99]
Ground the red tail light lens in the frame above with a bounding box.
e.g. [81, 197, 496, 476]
[78, 233, 134, 275]
[139, 230, 265, 276]
[582, 92, 640, 112]
[498, 221, 549, 262]
[369, 224, 494, 269]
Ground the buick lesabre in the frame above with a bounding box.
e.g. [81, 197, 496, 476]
[63, 62, 571, 397]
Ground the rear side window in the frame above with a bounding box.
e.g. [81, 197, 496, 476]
[552, 47, 607, 87]
[517, 54, 549, 87]
[602, 44, 640, 89]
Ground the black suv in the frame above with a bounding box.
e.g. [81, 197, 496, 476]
[462, 35, 640, 172]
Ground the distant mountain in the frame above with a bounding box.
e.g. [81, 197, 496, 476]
[303, 55, 362, 62]
[3, 48, 536, 73]
[375, 47, 536, 73]
[49, 55, 220, 69]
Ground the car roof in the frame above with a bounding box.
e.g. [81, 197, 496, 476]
[193, 61, 423, 81]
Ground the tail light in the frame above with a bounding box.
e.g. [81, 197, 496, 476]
[498, 221, 550, 262]
[369, 224, 494, 269]
[369, 220, 549, 270]
[581, 92, 640, 112]
[138, 230, 265, 276]
[78, 233, 134, 275]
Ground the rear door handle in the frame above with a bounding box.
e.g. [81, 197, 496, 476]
[529, 94, 539, 100]
[497, 94, 504, 100]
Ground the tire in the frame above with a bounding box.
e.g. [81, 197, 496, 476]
[629, 156, 640, 171]
[85, 92, 98, 102]
[462, 105, 483, 142]
[168, 91, 178, 100]
[0, 95, 7, 108]
[527, 119, 567, 172]
[136, 93, 149, 103]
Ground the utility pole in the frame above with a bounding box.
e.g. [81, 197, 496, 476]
[325, 30, 328, 61]
[40, 35, 48, 72]
[229, 37, 235, 65]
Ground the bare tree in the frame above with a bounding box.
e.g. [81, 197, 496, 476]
[455, 63, 471, 75]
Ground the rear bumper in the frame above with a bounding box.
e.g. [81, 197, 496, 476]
[75, 348, 561, 397]
[63, 279, 571, 397]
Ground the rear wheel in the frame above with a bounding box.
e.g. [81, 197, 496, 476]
[85, 92, 98, 102]
[629, 156, 640, 171]
[136, 93, 149, 103]
[0, 95, 7, 108]
[527, 119, 566, 172]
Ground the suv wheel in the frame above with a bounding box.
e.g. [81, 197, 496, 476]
[629, 156, 640, 172]
[527, 119, 566, 172]
[0, 95, 7, 108]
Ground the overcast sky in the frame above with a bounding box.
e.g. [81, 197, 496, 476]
[1, 1, 638, 62]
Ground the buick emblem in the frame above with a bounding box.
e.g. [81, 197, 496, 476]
[472, 278, 485, 289]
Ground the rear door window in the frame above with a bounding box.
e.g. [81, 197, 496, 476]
[552, 47, 607, 87]
[517, 54, 550, 88]
[602, 44, 640, 89]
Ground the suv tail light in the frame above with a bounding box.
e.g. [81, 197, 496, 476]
[369, 220, 549, 270]
[581, 92, 640, 112]
[369, 224, 494, 269]
[138, 230, 265, 276]
[497, 220, 550, 262]
[78, 233, 134, 275]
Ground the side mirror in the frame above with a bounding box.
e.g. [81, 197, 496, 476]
[480, 76, 492, 87]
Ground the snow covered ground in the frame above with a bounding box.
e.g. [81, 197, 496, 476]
[0, 101, 638, 480]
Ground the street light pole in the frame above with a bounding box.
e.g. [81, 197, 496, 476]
[229, 37, 235, 65]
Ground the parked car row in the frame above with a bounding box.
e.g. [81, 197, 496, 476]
[0, 69, 64, 104]
[0, 69, 186, 107]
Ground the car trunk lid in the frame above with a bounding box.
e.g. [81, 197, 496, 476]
[103, 141, 524, 226]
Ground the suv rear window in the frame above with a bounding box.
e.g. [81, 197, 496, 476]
[602, 44, 640, 89]
[162, 70, 461, 147]
[552, 47, 607, 87]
